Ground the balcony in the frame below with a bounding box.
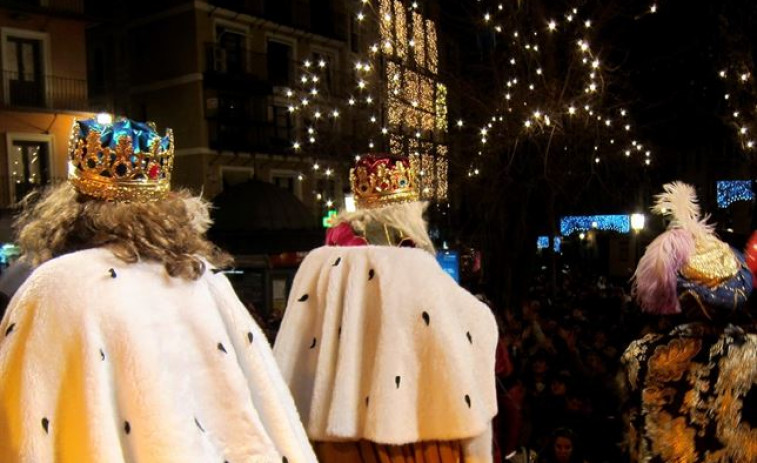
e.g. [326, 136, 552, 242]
[204, 43, 273, 93]
[1, 71, 90, 112]
[207, 117, 285, 154]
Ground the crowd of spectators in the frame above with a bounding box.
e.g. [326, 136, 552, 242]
[483, 268, 671, 463]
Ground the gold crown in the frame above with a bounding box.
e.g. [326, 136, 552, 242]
[68, 118, 174, 202]
[350, 155, 420, 209]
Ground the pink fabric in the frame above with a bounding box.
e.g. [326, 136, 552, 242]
[325, 223, 368, 247]
[633, 228, 695, 315]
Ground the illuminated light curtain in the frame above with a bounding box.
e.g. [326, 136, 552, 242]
[390, 134, 404, 157]
[426, 19, 438, 74]
[421, 153, 434, 199]
[436, 156, 448, 201]
[394, 0, 407, 61]
[412, 12, 426, 69]
[435, 83, 448, 132]
[380, 0, 393, 55]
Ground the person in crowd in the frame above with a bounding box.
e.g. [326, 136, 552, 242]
[622, 181, 756, 462]
[273, 154, 498, 462]
[538, 428, 587, 463]
[0, 118, 316, 462]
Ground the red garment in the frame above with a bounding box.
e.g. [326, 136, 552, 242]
[325, 223, 368, 247]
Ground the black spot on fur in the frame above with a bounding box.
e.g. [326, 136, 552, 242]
[395, 376, 401, 388]
[298, 294, 309, 302]
[333, 257, 341, 266]
[124, 421, 131, 434]
[247, 331, 254, 343]
[41, 417, 49, 434]
[369, 269, 375, 280]
[338, 326, 342, 338]
[365, 395, 370, 406]
[5, 323, 15, 336]
[217, 343, 227, 354]
[100, 349, 105, 361]
[309, 338, 317, 349]
[466, 331, 473, 344]
[283, 458, 289, 463]
[108, 268, 117, 278]
[195, 417, 205, 432]
[465, 395, 471, 408]
[422, 311, 430, 325]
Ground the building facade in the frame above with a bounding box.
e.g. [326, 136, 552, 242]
[0, 0, 96, 210]
[88, 0, 363, 216]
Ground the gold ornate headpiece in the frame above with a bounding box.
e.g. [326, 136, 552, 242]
[68, 118, 174, 202]
[350, 154, 420, 209]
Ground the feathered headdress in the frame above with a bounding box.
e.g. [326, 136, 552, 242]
[633, 182, 750, 316]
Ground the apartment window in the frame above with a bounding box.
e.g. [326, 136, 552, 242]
[349, 14, 361, 53]
[271, 169, 301, 199]
[271, 105, 293, 142]
[7, 137, 50, 203]
[4, 35, 44, 107]
[311, 51, 335, 91]
[214, 24, 247, 74]
[267, 40, 293, 87]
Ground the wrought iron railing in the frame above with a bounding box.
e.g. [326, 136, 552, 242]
[0, 71, 90, 111]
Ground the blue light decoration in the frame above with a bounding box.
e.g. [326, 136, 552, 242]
[536, 236, 563, 253]
[716, 180, 754, 208]
[559, 215, 631, 235]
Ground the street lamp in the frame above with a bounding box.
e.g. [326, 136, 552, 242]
[630, 213, 646, 232]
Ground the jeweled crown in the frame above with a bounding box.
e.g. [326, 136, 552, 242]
[68, 118, 174, 202]
[350, 154, 420, 209]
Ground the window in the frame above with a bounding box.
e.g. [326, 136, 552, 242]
[5, 35, 44, 106]
[311, 51, 335, 91]
[267, 40, 293, 87]
[350, 14, 361, 53]
[270, 170, 301, 199]
[7, 137, 50, 203]
[271, 105, 293, 143]
[214, 24, 247, 74]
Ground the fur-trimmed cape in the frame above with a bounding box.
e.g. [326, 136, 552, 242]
[0, 248, 316, 463]
[273, 246, 498, 461]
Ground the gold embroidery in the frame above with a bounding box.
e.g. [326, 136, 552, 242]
[648, 338, 702, 383]
[646, 411, 698, 463]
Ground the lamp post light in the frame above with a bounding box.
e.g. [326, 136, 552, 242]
[630, 213, 646, 233]
[630, 213, 646, 267]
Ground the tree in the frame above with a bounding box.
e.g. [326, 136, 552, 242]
[438, 0, 658, 306]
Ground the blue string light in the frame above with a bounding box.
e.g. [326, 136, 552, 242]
[536, 236, 563, 253]
[716, 180, 753, 208]
[560, 215, 630, 235]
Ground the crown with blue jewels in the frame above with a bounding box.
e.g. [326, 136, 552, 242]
[68, 118, 174, 202]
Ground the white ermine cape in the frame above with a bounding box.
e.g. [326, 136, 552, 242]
[0, 248, 316, 463]
[273, 246, 497, 458]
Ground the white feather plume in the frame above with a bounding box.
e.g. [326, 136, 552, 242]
[652, 181, 713, 237]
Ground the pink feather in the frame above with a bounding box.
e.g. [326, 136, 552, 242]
[632, 228, 695, 314]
